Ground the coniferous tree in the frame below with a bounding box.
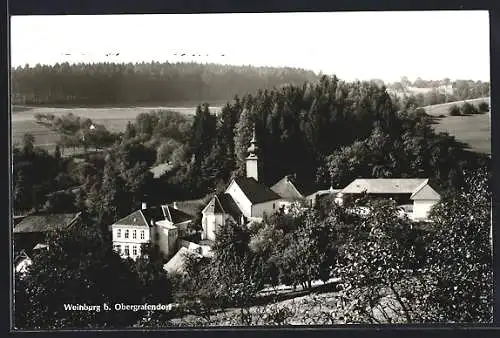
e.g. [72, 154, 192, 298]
[233, 107, 255, 178]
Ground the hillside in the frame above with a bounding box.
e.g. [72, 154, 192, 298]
[423, 97, 491, 155]
[11, 62, 319, 106]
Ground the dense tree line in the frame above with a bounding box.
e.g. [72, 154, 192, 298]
[11, 62, 318, 106]
[14, 75, 489, 217]
[13, 135, 77, 214]
[161, 76, 488, 200]
[448, 101, 489, 116]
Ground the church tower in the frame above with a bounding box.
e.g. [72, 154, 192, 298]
[246, 126, 259, 181]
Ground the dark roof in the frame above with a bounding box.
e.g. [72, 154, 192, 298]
[14, 212, 81, 234]
[217, 193, 243, 221]
[233, 177, 282, 204]
[142, 206, 167, 224]
[113, 205, 193, 228]
[163, 205, 194, 224]
[202, 193, 243, 222]
[271, 176, 305, 200]
[113, 210, 149, 227]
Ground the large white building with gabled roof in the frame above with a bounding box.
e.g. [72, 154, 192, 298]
[201, 128, 293, 241]
[110, 203, 194, 260]
[339, 178, 441, 221]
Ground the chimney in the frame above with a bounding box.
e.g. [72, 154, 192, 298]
[141, 202, 147, 210]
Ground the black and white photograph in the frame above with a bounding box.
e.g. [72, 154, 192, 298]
[10, 11, 492, 329]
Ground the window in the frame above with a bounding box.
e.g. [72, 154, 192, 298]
[273, 203, 275, 209]
[116, 229, 121, 238]
[125, 230, 129, 239]
[124, 245, 129, 256]
[140, 230, 145, 240]
[113, 245, 120, 252]
[132, 246, 137, 256]
[133, 230, 137, 239]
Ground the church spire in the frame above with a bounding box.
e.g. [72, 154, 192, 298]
[247, 126, 258, 157]
[246, 125, 259, 181]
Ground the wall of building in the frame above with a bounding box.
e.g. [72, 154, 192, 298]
[201, 213, 228, 241]
[175, 220, 192, 237]
[112, 225, 150, 244]
[111, 225, 150, 260]
[156, 224, 178, 259]
[112, 241, 144, 260]
[412, 200, 438, 220]
[251, 199, 281, 218]
[246, 158, 259, 181]
[226, 181, 252, 217]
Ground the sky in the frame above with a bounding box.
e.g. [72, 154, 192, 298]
[10, 11, 490, 83]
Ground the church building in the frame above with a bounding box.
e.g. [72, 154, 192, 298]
[201, 128, 296, 241]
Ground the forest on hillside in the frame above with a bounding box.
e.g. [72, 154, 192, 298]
[10, 62, 319, 106]
[13, 75, 489, 218]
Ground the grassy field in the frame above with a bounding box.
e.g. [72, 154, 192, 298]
[12, 98, 491, 156]
[11, 105, 222, 154]
[422, 97, 491, 154]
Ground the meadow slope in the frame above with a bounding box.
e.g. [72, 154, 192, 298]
[11, 98, 491, 156]
[11, 105, 221, 154]
[422, 97, 491, 154]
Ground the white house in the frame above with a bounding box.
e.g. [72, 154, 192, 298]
[305, 186, 342, 207]
[338, 178, 441, 221]
[111, 203, 194, 260]
[14, 250, 32, 277]
[201, 128, 284, 241]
